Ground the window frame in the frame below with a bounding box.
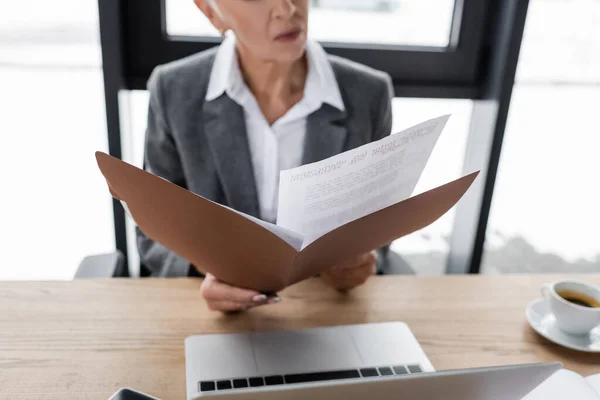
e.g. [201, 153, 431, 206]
[120, 0, 490, 98]
[98, 0, 531, 275]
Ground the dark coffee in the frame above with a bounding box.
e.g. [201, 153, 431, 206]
[557, 290, 600, 308]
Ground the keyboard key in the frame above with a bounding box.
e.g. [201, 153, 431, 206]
[265, 376, 284, 385]
[360, 368, 379, 377]
[285, 369, 361, 384]
[249, 377, 265, 387]
[216, 380, 232, 390]
[378, 367, 393, 376]
[199, 381, 216, 392]
[393, 365, 408, 375]
[233, 379, 249, 388]
[408, 365, 423, 374]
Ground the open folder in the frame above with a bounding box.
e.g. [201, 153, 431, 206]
[523, 369, 600, 399]
[96, 115, 479, 293]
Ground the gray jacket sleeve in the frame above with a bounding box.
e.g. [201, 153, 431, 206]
[135, 67, 192, 277]
[373, 73, 394, 141]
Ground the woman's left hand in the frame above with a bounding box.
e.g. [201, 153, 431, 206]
[321, 251, 377, 291]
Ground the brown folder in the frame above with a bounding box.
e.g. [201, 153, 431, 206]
[96, 151, 479, 293]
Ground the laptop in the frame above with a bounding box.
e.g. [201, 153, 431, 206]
[185, 322, 560, 400]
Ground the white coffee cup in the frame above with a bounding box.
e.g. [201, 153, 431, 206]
[541, 280, 600, 336]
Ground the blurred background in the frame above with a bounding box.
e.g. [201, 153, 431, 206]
[1, 0, 598, 280]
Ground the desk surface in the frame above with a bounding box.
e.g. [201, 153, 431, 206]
[1, 275, 599, 399]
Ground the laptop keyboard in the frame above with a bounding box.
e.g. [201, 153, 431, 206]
[198, 364, 423, 392]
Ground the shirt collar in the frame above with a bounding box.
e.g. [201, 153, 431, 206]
[205, 34, 345, 112]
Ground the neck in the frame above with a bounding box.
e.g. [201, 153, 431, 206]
[236, 43, 307, 108]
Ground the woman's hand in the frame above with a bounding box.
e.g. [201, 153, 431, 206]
[321, 251, 377, 291]
[200, 273, 280, 312]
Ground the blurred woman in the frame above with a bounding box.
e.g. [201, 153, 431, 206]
[137, 0, 394, 312]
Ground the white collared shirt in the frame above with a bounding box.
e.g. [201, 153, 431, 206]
[206, 35, 345, 223]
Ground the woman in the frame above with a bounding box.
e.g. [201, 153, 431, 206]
[137, 0, 394, 312]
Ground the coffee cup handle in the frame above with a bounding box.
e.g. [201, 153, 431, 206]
[541, 284, 553, 302]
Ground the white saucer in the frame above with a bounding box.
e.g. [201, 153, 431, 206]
[526, 298, 600, 353]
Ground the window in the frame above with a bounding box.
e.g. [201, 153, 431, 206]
[102, 0, 529, 275]
[166, 0, 456, 47]
[390, 98, 472, 275]
[0, 0, 101, 67]
[0, 0, 114, 280]
[121, 0, 486, 98]
[481, 0, 600, 274]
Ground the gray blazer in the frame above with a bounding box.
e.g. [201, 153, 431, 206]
[137, 47, 394, 277]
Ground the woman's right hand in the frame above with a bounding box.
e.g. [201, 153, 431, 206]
[200, 273, 280, 312]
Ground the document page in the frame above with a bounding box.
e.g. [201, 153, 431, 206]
[522, 370, 599, 400]
[276, 115, 450, 248]
[587, 374, 600, 397]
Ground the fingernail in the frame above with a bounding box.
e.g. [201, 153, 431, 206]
[253, 294, 268, 302]
[268, 296, 281, 304]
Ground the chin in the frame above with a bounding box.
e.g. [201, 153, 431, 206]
[272, 40, 307, 63]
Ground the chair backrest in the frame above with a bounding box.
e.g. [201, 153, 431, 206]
[75, 251, 126, 279]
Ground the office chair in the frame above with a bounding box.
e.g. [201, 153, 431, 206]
[75, 251, 127, 279]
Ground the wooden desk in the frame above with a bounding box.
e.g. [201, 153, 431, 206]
[1, 275, 599, 399]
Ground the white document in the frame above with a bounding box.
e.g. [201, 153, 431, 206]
[277, 115, 450, 248]
[522, 370, 600, 400]
[587, 374, 600, 396]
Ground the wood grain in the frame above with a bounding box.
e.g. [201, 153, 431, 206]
[1, 275, 599, 399]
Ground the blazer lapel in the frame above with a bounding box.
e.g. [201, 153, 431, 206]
[303, 104, 348, 164]
[203, 98, 346, 218]
[203, 94, 260, 218]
